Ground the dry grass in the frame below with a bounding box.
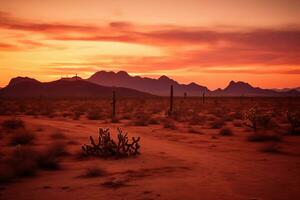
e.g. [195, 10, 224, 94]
[210, 118, 225, 129]
[219, 127, 233, 136]
[163, 118, 177, 130]
[260, 143, 282, 153]
[247, 131, 282, 142]
[9, 129, 36, 146]
[81, 166, 107, 178]
[2, 118, 25, 130]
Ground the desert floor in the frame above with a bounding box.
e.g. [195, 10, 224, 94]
[0, 115, 300, 200]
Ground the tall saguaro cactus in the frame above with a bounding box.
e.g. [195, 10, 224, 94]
[169, 85, 173, 116]
[202, 92, 205, 104]
[112, 90, 116, 118]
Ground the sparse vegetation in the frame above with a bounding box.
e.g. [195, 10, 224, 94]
[82, 166, 107, 178]
[82, 128, 141, 158]
[247, 131, 281, 142]
[287, 110, 300, 135]
[219, 127, 233, 136]
[162, 118, 177, 129]
[9, 129, 36, 146]
[2, 118, 25, 130]
[260, 142, 282, 153]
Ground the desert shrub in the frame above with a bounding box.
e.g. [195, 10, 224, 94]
[0, 143, 66, 183]
[0, 146, 38, 184]
[2, 118, 25, 130]
[37, 142, 67, 170]
[87, 108, 103, 120]
[244, 107, 272, 131]
[189, 113, 206, 125]
[247, 132, 282, 142]
[111, 117, 120, 123]
[219, 127, 233, 136]
[260, 143, 281, 153]
[148, 117, 160, 125]
[162, 118, 177, 130]
[132, 112, 150, 126]
[210, 118, 225, 129]
[82, 128, 140, 158]
[286, 110, 300, 135]
[82, 166, 107, 178]
[72, 111, 82, 120]
[5, 147, 39, 180]
[9, 129, 36, 146]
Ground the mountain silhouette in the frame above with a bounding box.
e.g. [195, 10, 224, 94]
[1, 72, 299, 97]
[87, 70, 209, 96]
[0, 76, 153, 98]
[87, 71, 299, 96]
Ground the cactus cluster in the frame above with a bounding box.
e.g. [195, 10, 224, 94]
[244, 106, 271, 131]
[287, 110, 300, 134]
[82, 128, 140, 158]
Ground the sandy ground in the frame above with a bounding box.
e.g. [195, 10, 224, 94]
[1, 115, 300, 200]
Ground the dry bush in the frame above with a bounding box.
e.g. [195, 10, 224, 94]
[37, 142, 67, 170]
[87, 108, 103, 120]
[287, 110, 300, 135]
[247, 131, 282, 142]
[260, 143, 282, 153]
[189, 113, 206, 125]
[210, 118, 225, 129]
[148, 117, 160, 125]
[9, 129, 36, 146]
[219, 127, 233, 136]
[81, 166, 107, 178]
[0, 147, 38, 184]
[111, 117, 120, 123]
[2, 118, 25, 130]
[132, 111, 150, 126]
[162, 118, 177, 130]
[0, 143, 66, 184]
[244, 107, 272, 131]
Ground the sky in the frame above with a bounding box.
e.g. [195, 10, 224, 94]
[0, 0, 300, 89]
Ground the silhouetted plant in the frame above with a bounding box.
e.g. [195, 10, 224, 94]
[286, 110, 300, 134]
[82, 128, 140, 158]
[2, 118, 25, 130]
[244, 107, 271, 131]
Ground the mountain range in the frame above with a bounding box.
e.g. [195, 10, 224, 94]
[0, 71, 299, 97]
[0, 76, 152, 98]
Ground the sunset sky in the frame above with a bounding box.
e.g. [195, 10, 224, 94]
[0, 0, 300, 89]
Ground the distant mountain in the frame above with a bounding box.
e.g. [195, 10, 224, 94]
[87, 71, 299, 96]
[1, 72, 299, 97]
[212, 81, 300, 96]
[0, 77, 153, 98]
[272, 87, 300, 92]
[87, 70, 209, 96]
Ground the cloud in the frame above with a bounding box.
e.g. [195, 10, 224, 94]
[1, 11, 300, 72]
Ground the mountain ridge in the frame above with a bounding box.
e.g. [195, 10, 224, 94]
[0, 76, 153, 98]
[1, 71, 299, 97]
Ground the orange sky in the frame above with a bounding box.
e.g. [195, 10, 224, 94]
[0, 0, 300, 89]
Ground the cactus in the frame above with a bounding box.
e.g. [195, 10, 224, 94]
[244, 107, 271, 131]
[82, 128, 141, 158]
[169, 85, 173, 116]
[287, 110, 300, 134]
[202, 92, 205, 104]
[184, 92, 187, 99]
